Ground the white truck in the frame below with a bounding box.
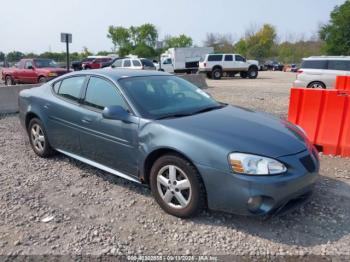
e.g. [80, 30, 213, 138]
[159, 47, 214, 74]
[198, 53, 259, 79]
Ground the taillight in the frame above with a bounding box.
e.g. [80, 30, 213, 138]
[204, 63, 207, 67]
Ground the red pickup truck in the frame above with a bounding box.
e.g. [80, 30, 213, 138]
[1, 58, 68, 85]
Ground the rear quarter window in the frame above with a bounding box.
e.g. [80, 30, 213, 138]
[208, 55, 223, 62]
[328, 60, 350, 71]
[301, 60, 328, 69]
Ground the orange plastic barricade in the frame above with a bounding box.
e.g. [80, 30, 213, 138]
[335, 76, 350, 91]
[288, 88, 350, 157]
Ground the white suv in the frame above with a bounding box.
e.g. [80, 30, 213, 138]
[198, 54, 259, 79]
[294, 56, 350, 89]
[110, 58, 156, 70]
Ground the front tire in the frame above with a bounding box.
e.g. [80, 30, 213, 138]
[28, 118, 54, 158]
[248, 67, 258, 79]
[38, 77, 47, 84]
[150, 154, 206, 218]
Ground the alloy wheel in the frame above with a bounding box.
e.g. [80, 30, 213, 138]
[30, 124, 45, 152]
[156, 165, 192, 209]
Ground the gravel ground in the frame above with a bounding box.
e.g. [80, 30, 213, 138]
[1, 71, 350, 259]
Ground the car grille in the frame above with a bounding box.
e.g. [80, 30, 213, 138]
[300, 155, 316, 173]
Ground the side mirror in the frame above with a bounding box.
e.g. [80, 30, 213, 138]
[102, 105, 136, 123]
[28, 65, 34, 70]
[111, 64, 115, 68]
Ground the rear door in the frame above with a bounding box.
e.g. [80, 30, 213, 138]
[326, 60, 350, 87]
[300, 60, 328, 86]
[79, 76, 139, 176]
[46, 76, 87, 154]
[223, 55, 234, 71]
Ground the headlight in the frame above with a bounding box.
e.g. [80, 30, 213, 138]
[48, 72, 58, 77]
[229, 153, 287, 175]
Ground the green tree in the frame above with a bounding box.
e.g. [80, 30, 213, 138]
[107, 26, 132, 55]
[0, 52, 5, 61]
[6, 51, 25, 62]
[107, 24, 158, 57]
[319, 0, 350, 55]
[164, 34, 193, 48]
[233, 39, 248, 57]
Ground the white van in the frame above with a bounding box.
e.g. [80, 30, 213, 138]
[294, 56, 350, 88]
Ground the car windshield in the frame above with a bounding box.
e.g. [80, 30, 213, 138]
[118, 76, 223, 119]
[34, 59, 58, 68]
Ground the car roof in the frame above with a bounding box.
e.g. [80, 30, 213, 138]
[304, 56, 350, 61]
[65, 68, 171, 81]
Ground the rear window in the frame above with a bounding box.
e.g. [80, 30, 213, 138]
[301, 60, 328, 69]
[208, 55, 223, 62]
[328, 60, 350, 71]
[58, 76, 86, 102]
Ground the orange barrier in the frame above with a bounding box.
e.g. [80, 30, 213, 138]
[335, 76, 350, 91]
[288, 88, 350, 157]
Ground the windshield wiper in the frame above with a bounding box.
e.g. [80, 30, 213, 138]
[156, 113, 193, 120]
[189, 104, 227, 115]
[156, 104, 227, 120]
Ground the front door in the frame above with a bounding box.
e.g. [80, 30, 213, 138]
[22, 61, 37, 83]
[79, 76, 139, 177]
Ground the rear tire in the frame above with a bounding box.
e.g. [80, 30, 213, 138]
[150, 154, 206, 218]
[212, 68, 222, 80]
[28, 118, 55, 158]
[307, 81, 326, 89]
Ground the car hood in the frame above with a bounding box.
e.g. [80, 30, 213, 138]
[157, 105, 307, 158]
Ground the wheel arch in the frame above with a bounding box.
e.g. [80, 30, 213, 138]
[212, 65, 223, 71]
[25, 112, 40, 131]
[248, 64, 258, 71]
[307, 81, 326, 88]
[143, 147, 208, 206]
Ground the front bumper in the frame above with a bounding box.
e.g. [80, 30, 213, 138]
[293, 79, 307, 88]
[197, 149, 319, 216]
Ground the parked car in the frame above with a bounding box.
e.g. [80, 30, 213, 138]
[19, 69, 319, 218]
[294, 56, 350, 88]
[1, 58, 68, 85]
[82, 56, 113, 70]
[110, 58, 156, 70]
[199, 54, 259, 79]
[71, 57, 95, 71]
[264, 61, 284, 71]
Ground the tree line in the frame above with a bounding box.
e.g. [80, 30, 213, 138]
[1, 1, 349, 64]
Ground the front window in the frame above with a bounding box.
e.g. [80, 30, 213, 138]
[118, 76, 223, 119]
[34, 59, 58, 68]
[132, 60, 142, 67]
[84, 77, 127, 110]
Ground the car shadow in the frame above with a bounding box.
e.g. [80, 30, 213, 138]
[191, 175, 350, 247]
[56, 154, 350, 248]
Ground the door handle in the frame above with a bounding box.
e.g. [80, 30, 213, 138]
[81, 118, 92, 124]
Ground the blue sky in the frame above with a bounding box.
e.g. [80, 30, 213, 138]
[0, 0, 346, 53]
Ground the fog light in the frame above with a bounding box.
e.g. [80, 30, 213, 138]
[247, 196, 263, 212]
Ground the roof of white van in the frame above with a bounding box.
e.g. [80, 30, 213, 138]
[304, 56, 350, 60]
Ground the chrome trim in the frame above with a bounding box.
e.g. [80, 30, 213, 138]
[56, 149, 140, 184]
